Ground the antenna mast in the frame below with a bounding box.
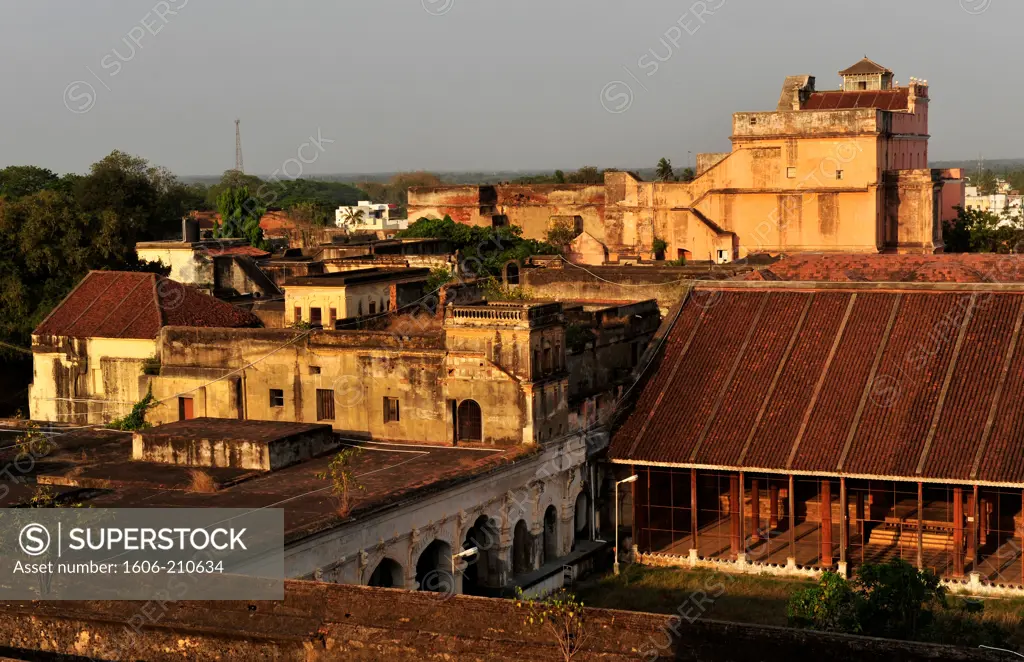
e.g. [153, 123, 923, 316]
[235, 119, 244, 173]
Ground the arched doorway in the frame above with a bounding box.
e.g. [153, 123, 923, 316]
[456, 400, 482, 443]
[367, 558, 403, 588]
[415, 540, 453, 593]
[462, 515, 499, 596]
[512, 520, 531, 576]
[574, 491, 590, 544]
[542, 505, 559, 564]
[505, 262, 520, 285]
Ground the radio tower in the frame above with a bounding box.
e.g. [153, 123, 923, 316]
[235, 119, 244, 173]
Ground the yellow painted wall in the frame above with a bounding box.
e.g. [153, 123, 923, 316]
[285, 283, 392, 325]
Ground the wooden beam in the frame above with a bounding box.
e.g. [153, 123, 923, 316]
[730, 474, 742, 557]
[789, 475, 796, 560]
[690, 468, 699, 553]
[967, 487, 978, 564]
[917, 481, 924, 570]
[751, 478, 761, 542]
[821, 479, 832, 567]
[839, 477, 848, 564]
[953, 486, 964, 577]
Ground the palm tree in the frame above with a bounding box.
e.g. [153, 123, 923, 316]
[339, 207, 366, 230]
[656, 157, 675, 182]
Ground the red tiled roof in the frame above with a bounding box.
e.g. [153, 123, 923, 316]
[838, 57, 892, 76]
[802, 89, 909, 111]
[610, 284, 1024, 485]
[743, 254, 1024, 284]
[34, 271, 262, 339]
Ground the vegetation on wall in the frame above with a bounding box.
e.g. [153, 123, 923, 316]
[108, 387, 158, 431]
[397, 216, 558, 278]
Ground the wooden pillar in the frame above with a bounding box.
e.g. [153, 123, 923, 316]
[788, 475, 796, 559]
[953, 486, 964, 577]
[690, 468, 699, 552]
[916, 482, 924, 570]
[967, 487, 977, 563]
[730, 474, 742, 556]
[751, 478, 761, 542]
[820, 479, 832, 567]
[839, 477, 848, 564]
[769, 483, 780, 529]
[856, 492, 865, 536]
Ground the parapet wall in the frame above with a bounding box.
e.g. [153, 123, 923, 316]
[0, 581, 1002, 661]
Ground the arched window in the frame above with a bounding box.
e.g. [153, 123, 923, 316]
[542, 505, 559, 564]
[457, 400, 482, 443]
[462, 515, 499, 596]
[512, 520, 531, 576]
[505, 262, 520, 285]
[574, 491, 590, 544]
[415, 540, 453, 593]
[368, 558, 403, 588]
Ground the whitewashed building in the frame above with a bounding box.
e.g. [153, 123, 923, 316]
[336, 201, 408, 232]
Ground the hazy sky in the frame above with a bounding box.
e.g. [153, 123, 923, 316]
[0, 0, 1017, 176]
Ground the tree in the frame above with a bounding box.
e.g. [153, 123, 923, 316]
[516, 588, 591, 661]
[656, 158, 675, 182]
[974, 169, 998, 196]
[652, 237, 668, 260]
[554, 170, 566, 184]
[943, 205, 1024, 253]
[0, 166, 61, 200]
[339, 207, 366, 230]
[546, 219, 578, 249]
[214, 187, 268, 249]
[566, 166, 602, 185]
[787, 560, 946, 641]
[679, 167, 696, 182]
[316, 448, 364, 517]
[289, 200, 332, 227]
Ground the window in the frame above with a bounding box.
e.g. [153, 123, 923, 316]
[316, 389, 335, 421]
[294, 307, 302, 322]
[269, 389, 284, 408]
[329, 308, 337, 328]
[857, 81, 867, 90]
[786, 167, 797, 179]
[358, 301, 363, 316]
[749, 117, 758, 125]
[369, 301, 377, 315]
[310, 307, 322, 328]
[309, 366, 321, 375]
[836, 170, 844, 180]
[384, 397, 400, 423]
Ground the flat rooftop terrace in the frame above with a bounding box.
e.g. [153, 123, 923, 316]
[5, 422, 528, 544]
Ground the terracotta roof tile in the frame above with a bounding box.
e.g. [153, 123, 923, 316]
[751, 254, 1024, 284]
[34, 271, 261, 339]
[610, 284, 1024, 486]
[802, 89, 909, 111]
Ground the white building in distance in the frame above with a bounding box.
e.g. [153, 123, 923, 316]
[336, 201, 408, 232]
[965, 185, 1023, 224]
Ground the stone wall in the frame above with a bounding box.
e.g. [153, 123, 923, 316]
[0, 581, 1002, 661]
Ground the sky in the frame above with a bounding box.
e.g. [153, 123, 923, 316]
[0, 0, 1018, 177]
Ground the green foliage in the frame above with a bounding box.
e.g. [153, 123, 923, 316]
[943, 205, 1024, 253]
[316, 448, 364, 516]
[787, 571, 863, 634]
[14, 423, 56, 461]
[204, 170, 366, 215]
[108, 387, 157, 431]
[652, 237, 668, 257]
[426, 267, 454, 292]
[566, 166, 602, 185]
[515, 588, 590, 662]
[288, 200, 333, 228]
[679, 167, 696, 182]
[656, 158, 675, 182]
[214, 187, 269, 250]
[787, 560, 977, 644]
[546, 219, 578, 249]
[0, 152, 190, 362]
[667, 257, 687, 267]
[142, 357, 161, 376]
[338, 207, 366, 229]
[481, 277, 531, 301]
[398, 216, 557, 279]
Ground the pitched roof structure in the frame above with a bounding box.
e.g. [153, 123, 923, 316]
[34, 271, 262, 340]
[802, 89, 909, 111]
[741, 254, 1024, 284]
[838, 57, 892, 76]
[610, 282, 1024, 486]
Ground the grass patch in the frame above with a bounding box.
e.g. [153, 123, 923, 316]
[575, 566, 815, 627]
[186, 469, 217, 494]
[577, 566, 1024, 649]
